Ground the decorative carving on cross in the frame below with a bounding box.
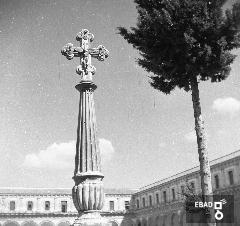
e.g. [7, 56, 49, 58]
[61, 29, 109, 81]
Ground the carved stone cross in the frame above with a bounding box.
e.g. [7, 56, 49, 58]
[61, 29, 109, 81]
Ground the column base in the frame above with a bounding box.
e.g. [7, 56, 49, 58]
[72, 211, 110, 226]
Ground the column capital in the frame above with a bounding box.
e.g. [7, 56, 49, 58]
[75, 81, 97, 92]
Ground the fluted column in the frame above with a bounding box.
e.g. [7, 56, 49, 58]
[72, 80, 104, 213]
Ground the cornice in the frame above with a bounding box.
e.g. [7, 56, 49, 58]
[135, 152, 240, 195]
[0, 211, 130, 218]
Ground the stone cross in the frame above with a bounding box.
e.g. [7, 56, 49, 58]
[61, 29, 109, 81]
[61, 30, 110, 225]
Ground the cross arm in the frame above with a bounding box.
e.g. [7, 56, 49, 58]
[88, 45, 109, 61]
[61, 43, 85, 60]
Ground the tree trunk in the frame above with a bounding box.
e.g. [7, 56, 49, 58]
[190, 76, 215, 226]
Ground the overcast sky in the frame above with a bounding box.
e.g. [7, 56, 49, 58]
[0, 0, 240, 190]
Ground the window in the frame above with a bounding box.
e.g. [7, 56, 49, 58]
[172, 188, 176, 200]
[156, 193, 159, 204]
[61, 201, 67, 213]
[27, 201, 33, 211]
[136, 199, 139, 209]
[190, 182, 195, 192]
[125, 201, 130, 210]
[45, 201, 50, 210]
[142, 197, 145, 208]
[215, 175, 220, 189]
[149, 195, 152, 206]
[163, 191, 167, 203]
[228, 171, 234, 185]
[181, 185, 185, 194]
[109, 201, 114, 211]
[10, 201, 15, 211]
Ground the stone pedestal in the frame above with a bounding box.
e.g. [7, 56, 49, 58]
[73, 211, 110, 226]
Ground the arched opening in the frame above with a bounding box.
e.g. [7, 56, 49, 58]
[121, 220, 134, 226]
[142, 218, 147, 226]
[109, 221, 118, 226]
[4, 222, 20, 226]
[162, 216, 167, 226]
[22, 221, 38, 226]
[57, 222, 70, 226]
[40, 222, 54, 226]
[155, 216, 160, 226]
[136, 219, 141, 226]
[148, 217, 153, 226]
[180, 212, 186, 226]
[171, 213, 178, 226]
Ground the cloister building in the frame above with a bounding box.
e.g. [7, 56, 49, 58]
[1, 150, 240, 226]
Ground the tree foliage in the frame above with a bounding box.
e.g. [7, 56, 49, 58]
[118, 0, 240, 94]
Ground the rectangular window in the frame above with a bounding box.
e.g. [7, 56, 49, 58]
[27, 201, 33, 211]
[172, 188, 176, 200]
[215, 175, 220, 189]
[163, 191, 167, 203]
[136, 199, 139, 209]
[61, 201, 67, 213]
[109, 201, 114, 211]
[190, 182, 195, 192]
[45, 201, 50, 210]
[142, 197, 145, 207]
[228, 171, 234, 185]
[149, 195, 152, 206]
[181, 185, 185, 194]
[10, 201, 15, 211]
[125, 201, 130, 210]
[156, 193, 159, 204]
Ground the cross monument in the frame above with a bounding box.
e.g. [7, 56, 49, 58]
[61, 29, 109, 226]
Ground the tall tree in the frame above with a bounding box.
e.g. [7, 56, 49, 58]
[118, 0, 240, 224]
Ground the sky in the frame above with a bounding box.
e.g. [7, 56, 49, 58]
[0, 0, 240, 190]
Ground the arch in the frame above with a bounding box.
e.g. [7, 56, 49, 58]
[142, 218, 147, 226]
[22, 221, 38, 226]
[171, 213, 178, 226]
[121, 220, 134, 226]
[161, 216, 167, 226]
[4, 222, 20, 226]
[148, 217, 153, 226]
[155, 216, 160, 226]
[57, 222, 70, 226]
[130, 220, 135, 226]
[40, 222, 54, 226]
[180, 212, 186, 226]
[136, 219, 141, 226]
[109, 221, 118, 226]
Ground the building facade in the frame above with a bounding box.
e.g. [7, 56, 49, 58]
[1, 150, 240, 226]
[0, 188, 133, 226]
[130, 150, 240, 226]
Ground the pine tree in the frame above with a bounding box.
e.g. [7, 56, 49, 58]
[118, 0, 240, 225]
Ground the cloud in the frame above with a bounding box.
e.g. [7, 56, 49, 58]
[23, 141, 75, 170]
[23, 139, 115, 170]
[184, 131, 196, 143]
[212, 97, 240, 116]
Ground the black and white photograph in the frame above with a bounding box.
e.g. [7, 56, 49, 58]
[0, 0, 239, 225]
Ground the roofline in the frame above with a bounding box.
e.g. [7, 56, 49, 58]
[0, 187, 137, 196]
[0, 187, 71, 190]
[138, 149, 240, 192]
